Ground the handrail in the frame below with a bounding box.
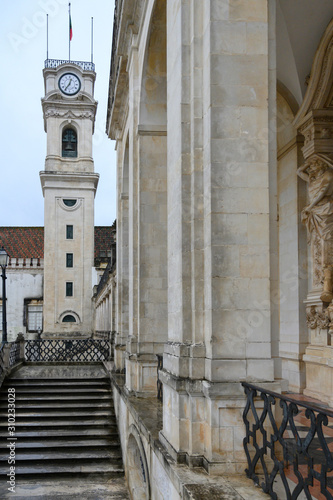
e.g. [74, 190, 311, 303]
[242, 382, 333, 499]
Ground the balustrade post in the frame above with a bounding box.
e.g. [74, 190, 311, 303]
[20, 340, 25, 362]
[2, 343, 11, 371]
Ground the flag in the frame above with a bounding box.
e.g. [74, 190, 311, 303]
[69, 3, 73, 41]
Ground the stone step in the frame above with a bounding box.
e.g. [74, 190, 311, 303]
[0, 427, 119, 438]
[0, 461, 124, 477]
[5, 394, 113, 401]
[0, 448, 122, 461]
[4, 377, 110, 385]
[0, 387, 112, 394]
[0, 417, 117, 427]
[0, 437, 120, 448]
[0, 401, 113, 409]
[0, 410, 115, 422]
[0, 426, 118, 438]
[0, 410, 115, 419]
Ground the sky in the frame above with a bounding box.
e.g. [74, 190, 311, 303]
[0, 0, 116, 227]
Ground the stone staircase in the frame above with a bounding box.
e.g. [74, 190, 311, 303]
[0, 366, 129, 498]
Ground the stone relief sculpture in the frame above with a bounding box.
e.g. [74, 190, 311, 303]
[297, 153, 333, 303]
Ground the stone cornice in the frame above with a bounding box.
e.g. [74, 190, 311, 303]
[106, 0, 146, 138]
[39, 170, 100, 195]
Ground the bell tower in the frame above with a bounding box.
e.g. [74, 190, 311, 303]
[40, 59, 99, 338]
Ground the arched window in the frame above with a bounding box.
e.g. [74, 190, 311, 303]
[62, 128, 77, 158]
[62, 314, 76, 323]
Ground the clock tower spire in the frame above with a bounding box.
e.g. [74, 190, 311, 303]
[40, 58, 99, 338]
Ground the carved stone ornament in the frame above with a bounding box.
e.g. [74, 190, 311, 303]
[44, 109, 95, 121]
[325, 302, 333, 334]
[297, 154, 333, 243]
[306, 305, 329, 329]
[297, 154, 333, 300]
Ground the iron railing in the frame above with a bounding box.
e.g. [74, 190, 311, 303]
[45, 59, 95, 72]
[157, 354, 163, 401]
[25, 339, 111, 362]
[9, 342, 21, 367]
[242, 382, 333, 499]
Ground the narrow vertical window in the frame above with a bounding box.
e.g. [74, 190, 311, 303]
[66, 225, 73, 239]
[66, 253, 73, 268]
[66, 282, 73, 297]
[62, 128, 77, 158]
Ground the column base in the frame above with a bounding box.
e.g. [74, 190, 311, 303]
[125, 354, 158, 394]
[114, 344, 126, 372]
[159, 369, 281, 474]
[303, 345, 333, 406]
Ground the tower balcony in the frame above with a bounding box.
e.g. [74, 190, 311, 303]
[44, 58, 95, 72]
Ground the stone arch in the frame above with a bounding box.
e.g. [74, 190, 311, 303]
[139, 0, 167, 129]
[126, 424, 150, 500]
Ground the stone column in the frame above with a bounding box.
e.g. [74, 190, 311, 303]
[115, 139, 129, 371]
[125, 0, 168, 394]
[160, 0, 277, 473]
[125, 44, 144, 391]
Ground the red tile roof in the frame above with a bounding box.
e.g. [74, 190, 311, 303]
[94, 226, 116, 259]
[0, 226, 115, 260]
[0, 227, 44, 259]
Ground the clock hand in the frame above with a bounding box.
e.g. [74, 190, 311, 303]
[65, 78, 72, 90]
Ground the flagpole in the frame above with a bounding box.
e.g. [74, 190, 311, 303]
[91, 17, 94, 63]
[68, 2, 71, 61]
[46, 14, 49, 60]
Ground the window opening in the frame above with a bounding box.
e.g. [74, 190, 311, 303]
[66, 225, 73, 239]
[66, 253, 73, 268]
[62, 128, 77, 158]
[66, 282, 73, 297]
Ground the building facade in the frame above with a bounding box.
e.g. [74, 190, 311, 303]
[106, 0, 333, 491]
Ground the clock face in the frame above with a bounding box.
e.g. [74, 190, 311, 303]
[58, 73, 81, 95]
